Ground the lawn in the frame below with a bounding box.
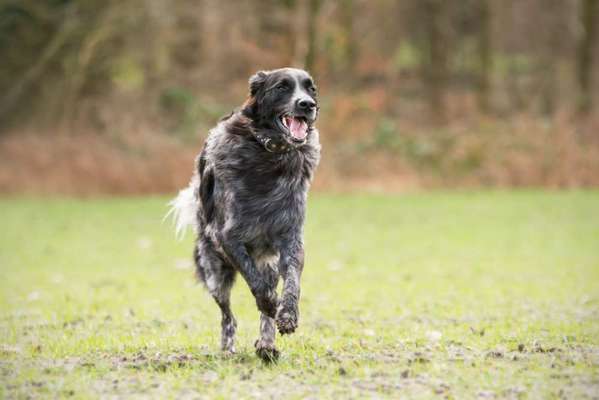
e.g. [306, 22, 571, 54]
[1, 191, 598, 399]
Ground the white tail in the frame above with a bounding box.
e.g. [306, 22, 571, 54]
[165, 174, 199, 239]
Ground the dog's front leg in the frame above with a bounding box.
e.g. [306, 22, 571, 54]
[219, 233, 278, 318]
[255, 313, 279, 362]
[276, 244, 304, 335]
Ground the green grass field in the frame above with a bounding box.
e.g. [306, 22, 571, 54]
[1, 191, 598, 399]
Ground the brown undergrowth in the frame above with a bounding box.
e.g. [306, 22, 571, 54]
[1, 109, 598, 195]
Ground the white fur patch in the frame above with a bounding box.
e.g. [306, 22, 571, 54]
[164, 175, 199, 240]
[205, 273, 218, 292]
[254, 252, 280, 271]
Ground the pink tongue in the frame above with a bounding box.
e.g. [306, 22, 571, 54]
[289, 117, 307, 139]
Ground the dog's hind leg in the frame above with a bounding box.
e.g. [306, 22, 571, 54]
[195, 239, 237, 354]
[211, 272, 236, 354]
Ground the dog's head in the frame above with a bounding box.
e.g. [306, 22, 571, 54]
[243, 68, 319, 148]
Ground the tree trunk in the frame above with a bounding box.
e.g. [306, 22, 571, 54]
[422, 0, 448, 122]
[577, 0, 598, 114]
[304, 0, 321, 72]
[281, 0, 298, 66]
[340, 0, 357, 75]
[477, 0, 492, 114]
[539, 0, 563, 116]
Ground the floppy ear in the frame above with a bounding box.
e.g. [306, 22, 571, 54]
[249, 71, 268, 96]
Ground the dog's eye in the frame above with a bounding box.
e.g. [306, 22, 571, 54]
[275, 83, 289, 92]
[308, 86, 317, 94]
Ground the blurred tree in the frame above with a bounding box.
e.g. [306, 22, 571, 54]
[538, 0, 563, 116]
[340, 0, 357, 76]
[1, 0, 598, 134]
[305, 0, 321, 73]
[477, 0, 492, 114]
[577, 0, 598, 114]
[255, 0, 299, 67]
[284, 0, 299, 66]
[0, 1, 78, 123]
[421, 0, 448, 122]
[58, 2, 121, 128]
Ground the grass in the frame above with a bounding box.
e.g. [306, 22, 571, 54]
[1, 191, 598, 399]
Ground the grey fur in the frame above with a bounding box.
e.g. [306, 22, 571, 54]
[170, 68, 320, 361]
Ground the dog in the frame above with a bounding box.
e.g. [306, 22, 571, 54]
[168, 68, 320, 361]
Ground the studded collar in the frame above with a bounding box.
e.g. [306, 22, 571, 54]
[253, 132, 295, 153]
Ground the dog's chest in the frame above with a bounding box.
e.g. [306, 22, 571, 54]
[246, 177, 304, 225]
[234, 165, 306, 236]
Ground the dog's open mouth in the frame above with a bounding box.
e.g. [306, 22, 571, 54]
[280, 115, 308, 141]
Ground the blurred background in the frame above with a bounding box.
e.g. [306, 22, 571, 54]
[1, 0, 598, 194]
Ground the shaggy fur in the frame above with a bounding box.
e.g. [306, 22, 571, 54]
[169, 68, 320, 361]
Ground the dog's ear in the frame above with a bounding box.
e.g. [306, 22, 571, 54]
[249, 71, 268, 96]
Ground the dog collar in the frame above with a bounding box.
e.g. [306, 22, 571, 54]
[254, 133, 292, 153]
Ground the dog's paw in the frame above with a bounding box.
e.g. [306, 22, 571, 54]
[254, 340, 279, 363]
[276, 303, 298, 335]
[222, 348, 236, 358]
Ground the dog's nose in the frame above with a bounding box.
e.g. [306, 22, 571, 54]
[297, 98, 316, 111]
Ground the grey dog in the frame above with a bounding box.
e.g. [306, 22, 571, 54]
[168, 68, 320, 361]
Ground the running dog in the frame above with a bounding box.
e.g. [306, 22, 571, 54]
[168, 68, 320, 361]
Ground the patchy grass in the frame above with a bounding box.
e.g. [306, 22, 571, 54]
[1, 191, 598, 398]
